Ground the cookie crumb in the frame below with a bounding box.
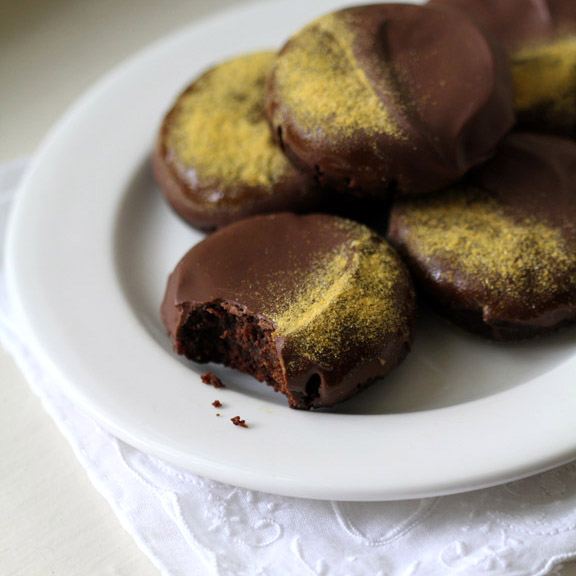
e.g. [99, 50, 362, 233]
[212, 400, 222, 408]
[231, 416, 248, 428]
[201, 372, 226, 388]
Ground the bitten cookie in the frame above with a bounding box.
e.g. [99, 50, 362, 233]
[388, 133, 576, 341]
[161, 213, 416, 409]
[265, 4, 515, 198]
[153, 52, 323, 231]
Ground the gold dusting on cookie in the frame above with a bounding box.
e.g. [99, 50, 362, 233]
[512, 36, 576, 126]
[398, 189, 576, 300]
[272, 12, 403, 140]
[165, 52, 292, 190]
[270, 221, 409, 365]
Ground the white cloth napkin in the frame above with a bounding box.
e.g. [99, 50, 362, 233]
[1, 159, 576, 576]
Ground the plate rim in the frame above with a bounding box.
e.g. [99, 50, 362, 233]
[5, 0, 576, 501]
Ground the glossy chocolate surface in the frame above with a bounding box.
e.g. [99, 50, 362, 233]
[266, 3, 515, 198]
[153, 53, 324, 232]
[162, 213, 416, 409]
[429, 0, 576, 52]
[388, 133, 576, 340]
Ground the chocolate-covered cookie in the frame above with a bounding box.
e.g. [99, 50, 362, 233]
[265, 4, 515, 198]
[153, 52, 323, 231]
[429, 0, 576, 135]
[429, 0, 576, 52]
[513, 35, 576, 136]
[388, 133, 576, 340]
[161, 213, 416, 409]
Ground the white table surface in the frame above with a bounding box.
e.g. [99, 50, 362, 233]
[1, 1, 576, 575]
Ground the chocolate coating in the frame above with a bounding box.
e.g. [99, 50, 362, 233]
[153, 52, 323, 231]
[265, 4, 515, 198]
[388, 133, 576, 340]
[512, 35, 576, 137]
[429, 0, 576, 136]
[429, 0, 576, 52]
[161, 213, 416, 409]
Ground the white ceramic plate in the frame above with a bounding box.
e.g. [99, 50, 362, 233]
[6, 0, 576, 501]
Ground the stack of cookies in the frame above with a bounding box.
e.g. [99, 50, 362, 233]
[157, 1, 576, 409]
